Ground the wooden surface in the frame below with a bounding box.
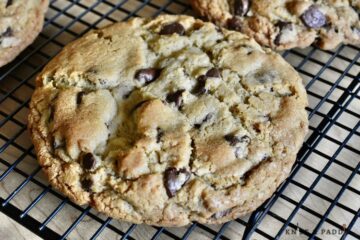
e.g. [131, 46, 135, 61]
[0, 212, 41, 240]
[0, 0, 359, 239]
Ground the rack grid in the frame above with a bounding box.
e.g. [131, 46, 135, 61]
[0, 1, 359, 239]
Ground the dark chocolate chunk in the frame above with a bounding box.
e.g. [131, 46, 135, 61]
[192, 75, 207, 95]
[301, 5, 326, 29]
[81, 179, 93, 192]
[240, 135, 251, 144]
[6, 0, 13, 8]
[224, 134, 240, 146]
[274, 21, 293, 45]
[82, 152, 96, 170]
[156, 127, 164, 143]
[164, 168, 190, 198]
[253, 123, 261, 133]
[206, 68, 221, 78]
[135, 68, 161, 84]
[76, 91, 85, 105]
[234, 0, 250, 17]
[166, 89, 185, 107]
[2, 27, 12, 37]
[227, 17, 242, 31]
[194, 113, 213, 129]
[276, 21, 293, 30]
[159, 22, 185, 35]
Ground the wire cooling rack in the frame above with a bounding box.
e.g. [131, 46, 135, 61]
[0, 0, 359, 239]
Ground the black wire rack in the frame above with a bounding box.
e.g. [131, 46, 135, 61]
[0, 0, 359, 239]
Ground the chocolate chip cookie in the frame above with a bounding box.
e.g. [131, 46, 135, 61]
[191, 0, 360, 50]
[28, 15, 308, 226]
[0, 0, 48, 67]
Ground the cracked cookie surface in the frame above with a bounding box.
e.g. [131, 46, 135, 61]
[28, 15, 308, 226]
[191, 0, 360, 50]
[0, 0, 48, 67]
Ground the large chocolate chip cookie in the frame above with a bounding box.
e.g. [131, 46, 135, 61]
[28, 15, 308, 226]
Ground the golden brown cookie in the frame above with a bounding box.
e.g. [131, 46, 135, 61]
[28, 15, 308, 226]
[0, 0, 48, 67]
[191, 0, 360, 50]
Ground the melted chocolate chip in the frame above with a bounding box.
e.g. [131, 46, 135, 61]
[206, 68, 221, 78]
[166, 89, 185, 107]
[301, 5, 326, 29]
[2, 27, 12, 37]
[76, 91, 85, 105]
[135, 68, 161, 84]
[164, 168, 190, 197]
[192, 75, 207, 95]
[224, 134, 240, 146]
[194, 113, 213, 129]
[81, 179, 93, 192]
[159, 22, 185, 35]
[234, 0, 250, 17]
[227, 17, 242, 31]
[156, 127, 163, 143]
[6, 0, 13, 7]
[240, 135, 251, 144]
[274, 21, 293, 45]
[82, 152, 96, 170]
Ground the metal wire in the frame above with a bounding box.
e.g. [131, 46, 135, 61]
[0, 1, 359, 239]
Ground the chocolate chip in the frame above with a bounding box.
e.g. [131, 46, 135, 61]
[206, 68, 221, 78]
[166, 89, 185, 107]
[82, 152, 96, 170]
[159, 22, 185, 35]
[76, 91, 85, 105]
[253, 123, 261, 133]
[240, 135, 251, 144]
[224, 134, 240, 146]
[227, 17, 242, 31]
[6, 0, 13, 7]
[192, 75, 207, 95]
[135, 68, 161, 84]
[274, 21, 293, 45]
[301, 5, 326, 29]
[164, 168, 190, 198]
[2, 27, 12, 37]
[234, 0, 250, 16]
[81, 179, 92, 192]
[156, 127, 163, 143]
[212, 209, 232, 219]
[194, 113, 213, 129]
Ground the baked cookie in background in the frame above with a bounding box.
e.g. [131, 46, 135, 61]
[28, 15, 308, 226]
[0, 0, 49, 67]
[191, 0, 360, 50]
